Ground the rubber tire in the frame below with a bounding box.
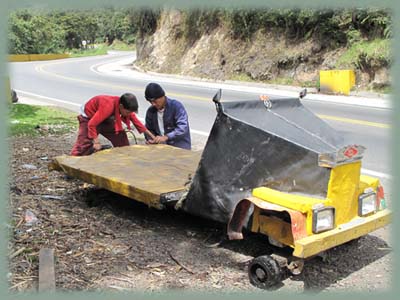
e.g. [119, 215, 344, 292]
[248, 255, 282, 289]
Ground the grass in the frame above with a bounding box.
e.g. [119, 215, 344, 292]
[229, 73, 253, 82]
[69, 41, 135, 57]
[372, 85, 392, 94]
[109, 40, 136, 51]
[266, 77, 296, 86]
[68, 44, 109, 57]
[334, 39, 392, 93]
[229, 73, 318, 88]
[8, 103, 77, 137]
[336, 39, 391, 69]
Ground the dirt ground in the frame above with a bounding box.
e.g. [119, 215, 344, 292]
[8, 130, 393, 294]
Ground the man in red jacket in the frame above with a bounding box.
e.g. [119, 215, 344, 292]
[70, 93, 155, 156]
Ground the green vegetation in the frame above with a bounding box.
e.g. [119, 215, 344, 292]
[68, 40, 135, 57]
[8, 8, 144, 54]
[171, 8, 392, 47]
[229, 73, 254, 82]
[9, 7, 391, 55]
[68, 44, 109, 57]
[8, 104, 77, 136]
[336, 39, 391, 69]
[7, 7, 391, 91]
[230, 73, 316, 88]
[109, 40, 136, 51]
[266, 77, 296, 86]
[181, 9, 222, 44]
[8, 11, 65, 54]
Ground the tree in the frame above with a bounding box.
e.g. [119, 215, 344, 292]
[8, 10, 65, 54]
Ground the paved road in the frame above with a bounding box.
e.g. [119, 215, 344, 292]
[8, 52, 392, 182]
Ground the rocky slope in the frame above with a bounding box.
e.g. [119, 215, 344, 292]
[135, 10, 390, 90]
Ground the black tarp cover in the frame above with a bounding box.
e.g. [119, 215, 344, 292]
[182, 97, 348, 223]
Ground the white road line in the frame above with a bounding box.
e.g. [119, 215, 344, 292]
[16, 90, 80, 107]
[14, 89, 391, 180]
[90, 54, 135, 76]
[361, 168, 392, 180]
[190, 129, 209, 137]
[90, 54, 392, 110]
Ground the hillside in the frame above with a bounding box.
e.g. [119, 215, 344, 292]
[135, 9, 391, 91]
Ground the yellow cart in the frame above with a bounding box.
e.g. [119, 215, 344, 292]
[50, 90, 391, 289]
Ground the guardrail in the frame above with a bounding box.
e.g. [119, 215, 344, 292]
[8, 54, 70, 62]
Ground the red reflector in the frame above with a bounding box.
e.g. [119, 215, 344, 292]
[377, 185, 386, 209]
[344, 146, 358, 158]
[377, 185, 385, 200]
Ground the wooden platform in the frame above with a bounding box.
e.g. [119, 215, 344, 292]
[50, 144, 202, 209]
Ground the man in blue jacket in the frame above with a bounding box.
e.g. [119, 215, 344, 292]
[144, 82, 191, 150]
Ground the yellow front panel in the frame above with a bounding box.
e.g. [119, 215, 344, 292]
[293, 209, 391, 258]
[252, 187, 323, 213]
[252, 187, 324, 235]
[327, 161, 361, 225]
[258, 215, 294, 247]
[358, 174, 379, 193]
[251, 161, 389, 257]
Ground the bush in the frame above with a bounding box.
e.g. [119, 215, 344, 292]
[8, 10, 65, 54]
[336, 39, 391, 69]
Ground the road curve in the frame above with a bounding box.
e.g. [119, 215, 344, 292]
[9, 52, 392, 179]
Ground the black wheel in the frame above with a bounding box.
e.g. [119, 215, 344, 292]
[248, 255, 282, 289]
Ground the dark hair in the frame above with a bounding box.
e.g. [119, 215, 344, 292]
[145, 82, 165, 101]
[120, 93, 138, 112]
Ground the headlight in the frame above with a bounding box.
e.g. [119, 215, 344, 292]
[312, 206, 335, 233]
[358, 192, 377, 216]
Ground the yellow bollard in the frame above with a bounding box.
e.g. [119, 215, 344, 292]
[320, 70, 355, 95]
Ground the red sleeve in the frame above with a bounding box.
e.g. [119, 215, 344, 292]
[87, 101, 114, 139]
[130, 113, 147, 134]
